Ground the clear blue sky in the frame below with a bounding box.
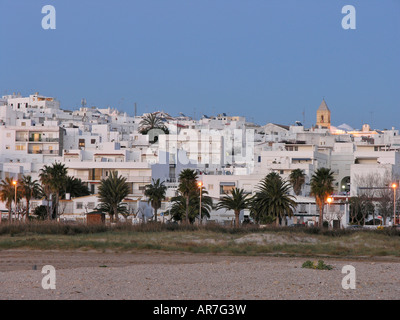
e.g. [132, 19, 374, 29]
[0, 0, 399, 129]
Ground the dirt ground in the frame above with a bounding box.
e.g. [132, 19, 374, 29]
[1, 249, 400, 300]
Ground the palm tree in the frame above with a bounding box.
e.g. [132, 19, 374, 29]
[217, 188, 250, 228]
[144, 178, 167, 222]
[310, 168, 334, 228]
[170, 190, 212, 224]
[195, 186, 213, 224]
[139, 113, 169, 135]
[177, 169, 198, 224]
[39, 162, 68, 220]
[62, 176, 90, 199]
[98, 171, 129, 223]
[97, 202, 129, 220]
[251, 173, 297, 226]
[289, 169, 306, 196]
[0, 177, 20, 223]
[20, 175, 41, 221]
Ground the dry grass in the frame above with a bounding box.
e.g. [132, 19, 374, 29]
[0, 221, 399, 259]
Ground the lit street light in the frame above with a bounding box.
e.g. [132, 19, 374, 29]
[326, 197, 333, 228]
[12, 180, 17, 223]
[392, 183, 397, 226]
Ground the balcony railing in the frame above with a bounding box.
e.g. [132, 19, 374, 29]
[28, 138, 59, 142]
[28, 150, 59, 154]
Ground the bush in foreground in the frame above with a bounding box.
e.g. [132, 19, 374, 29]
[302, 260, 333, 270]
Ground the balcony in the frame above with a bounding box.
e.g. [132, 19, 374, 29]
[28, 149, 59, 155]
[28, 137, 59, 142]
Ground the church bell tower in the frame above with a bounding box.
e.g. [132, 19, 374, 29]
[316, 99, 331, 129]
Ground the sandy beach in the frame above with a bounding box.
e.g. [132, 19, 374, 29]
[1, 250, 399, 300]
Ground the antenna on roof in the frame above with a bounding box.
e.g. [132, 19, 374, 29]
[370, 111, 373, 129]
[81, 98, 87, 108]
[134, 102, 137, 117]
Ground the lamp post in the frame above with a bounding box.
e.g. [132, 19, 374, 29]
[197, 181, 203, 226]
[327, 197, 333, 228]
[12, 180, 17, 223]
[392, 183, 397, 226]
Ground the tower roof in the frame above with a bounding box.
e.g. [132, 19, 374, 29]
[318, 99, 330, 112]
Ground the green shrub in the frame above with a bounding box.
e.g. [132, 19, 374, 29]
[302, 260, 333, 270]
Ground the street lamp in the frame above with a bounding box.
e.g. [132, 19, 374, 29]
[326, 197, 333, 228]
[392, 183, 397, 226]
[12, 180, 17, 223]
[197, 181, 203, 226]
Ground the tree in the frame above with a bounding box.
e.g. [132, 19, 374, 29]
[62, 176, 90, 199]
[97, 202, 129, 220]
[354, 172, 382, 225]
[250, 173, 297, 226]
[170, 189, 212, 224]
[289, 169, 306, 196]
[195, 186, 213, 223]
[20, 175, 41, 221]
[0, 177, 21, 223]
[310, 168, 334, 228]
[376, 191, 393, 225]
[139, 113, 169, 137]
[217, 188, 250, 228]
[33, 205, 49, 221]
[177, 169, 198, 224]
[375, 171, 398, 225]
[349, 196, 374, 226]
[98, 171, 129, 223]
[39, 162, 68, 220]
[144, 178, 167, 222]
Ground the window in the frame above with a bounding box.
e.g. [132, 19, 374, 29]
[208, 184, 213, 190]
[91, 139, 96, 144]
[79, 139, 85, 148]
[76, 202, 83, 209]
[87, 202, 95, 209]
[220, 183, 235, 195]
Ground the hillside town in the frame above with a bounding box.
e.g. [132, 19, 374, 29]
[0, 92, 399, 227]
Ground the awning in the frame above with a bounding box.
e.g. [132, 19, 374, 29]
[220, 182, 235, 186]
